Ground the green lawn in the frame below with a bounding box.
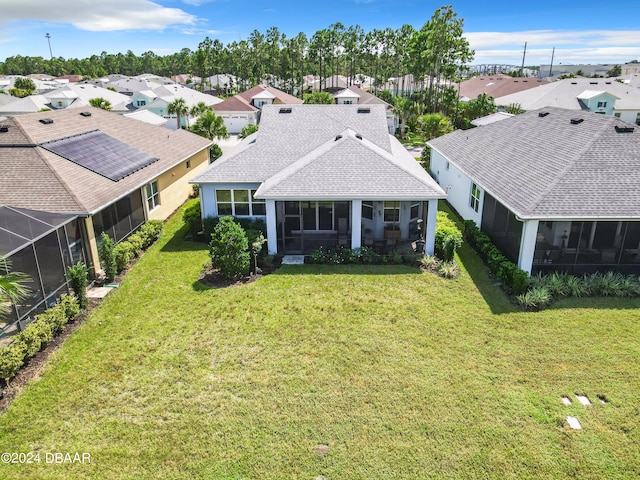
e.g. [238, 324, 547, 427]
[0, 205, 639, 479]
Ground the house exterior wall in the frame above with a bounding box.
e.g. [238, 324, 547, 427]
[430, 149, 484, 226]
[615, 110, 640, 125]
[199, 183, 264, 219]
[582, 93, 617, 116]
[147, 148, 210, 221]
[218, 113, 256, 134]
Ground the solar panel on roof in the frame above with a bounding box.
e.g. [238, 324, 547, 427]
[41, 130, 158, 182]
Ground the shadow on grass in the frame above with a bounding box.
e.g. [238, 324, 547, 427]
[160, 224, 209, 253]
[457, 244, 520, 315]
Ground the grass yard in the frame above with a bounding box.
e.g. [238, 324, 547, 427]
[0, 204, 639, 479]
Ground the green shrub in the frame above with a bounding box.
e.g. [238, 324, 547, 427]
[434, 211, 463, 262]
[65, 262, 89, 309]
[510, 269, 530, 295]
[36, 305, 66, 334]
[0, 344, 26, 383]
[209, 216, 250, 278]
[516, 287, 551, 310]
[203, 217, 220, 242]
[183, 199, 202, 239]
[438, 260, 459, 278]
[113, 242, 135, 273]
[15, 323, 43, 359]
[126, 233, 145, 256]
[98, 232, 117, 282]
[59, 294, 80, 321]
[139, 220, 163, 248]
[420, 254, 439, 269]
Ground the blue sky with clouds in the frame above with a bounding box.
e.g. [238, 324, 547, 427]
[1, 0, 639, 66]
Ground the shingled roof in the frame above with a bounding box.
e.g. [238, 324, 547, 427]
[193, 104, 445, 200]
[427, 107, 640, 219]
[1, 107, 212, 215]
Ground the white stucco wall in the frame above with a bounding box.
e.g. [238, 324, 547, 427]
[430, 148, 484, 226]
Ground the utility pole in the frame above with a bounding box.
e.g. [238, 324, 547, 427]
[520, 42, 527, 77]
[45, 33, 53, 59]
[549, 47, 555, 77]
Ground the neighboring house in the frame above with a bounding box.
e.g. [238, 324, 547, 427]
[538, 64, 635, 79]
[122, 109, 168, 127]
[470, 112, 514, 127]
[192, 104, 446, 256]
[457, 74, 548, 102]
[333, 86, 397, 134]
[428, 107, 640, 275]
[0, 107, 212, 328]
[496, 77, 640, 125]
[45, 84, 132, 112]
[212, 85, 302, 134]
[138, 84, 223, 129]
[0, 94, 52, 116]
[576, 90, 618, 116]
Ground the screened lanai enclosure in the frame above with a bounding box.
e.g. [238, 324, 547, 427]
[479, 192, 640, 275]
[0, 206, 87, 340]
[276, 200, 429, 254]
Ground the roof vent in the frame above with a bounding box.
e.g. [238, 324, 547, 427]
[278, 107, 292, 114]
[335, 134, 342, 141]
[39, 118, 54, 125]
[80, 111, 92, 117]
[357, 107, 370, 114]
[0, 125, 9, 133]
[605, 81, 612, 84]
[571, 82, 577, 84]
[355, 133, 363, 140]
[589, 81, 598, 85]
[570, 118, 584, 125]
[523, 79, 528, 82]
[538, 111, 550, 117]
[615, 125, 635, 133]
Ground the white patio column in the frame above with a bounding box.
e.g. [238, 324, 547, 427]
[266, 199, 278, 255]
[424, 199, 438, 255]
[351, 199, 362, 249]
[518, 219, 539, 274]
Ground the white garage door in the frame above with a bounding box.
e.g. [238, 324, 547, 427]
[225, 114, 250, 134]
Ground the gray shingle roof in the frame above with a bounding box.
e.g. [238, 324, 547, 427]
[193, 104, 445, 200]
[428, 107, 640, 219]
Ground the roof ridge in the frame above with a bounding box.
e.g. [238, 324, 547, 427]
[524, 114, 615, 216]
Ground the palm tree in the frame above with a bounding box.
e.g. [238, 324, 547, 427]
[189, 101, 210, 124]
[0, 257, 30, 321]
[167, 97, 188, 129]
[189, 110, 229, 141]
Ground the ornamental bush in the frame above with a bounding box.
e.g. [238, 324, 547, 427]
[66, 262, 89, 309]
[434, 211, 462, 263]
[209, 216, 250, 278]
[98, 232, 117, 282]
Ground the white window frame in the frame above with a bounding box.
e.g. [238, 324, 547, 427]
[146, 181, 160, 211]
[470, 183, 481, 213]
[215, 189, 266, 217]
[383, 201, 400, 224]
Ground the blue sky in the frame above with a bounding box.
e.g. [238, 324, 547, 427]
[1, 0, 639, 66]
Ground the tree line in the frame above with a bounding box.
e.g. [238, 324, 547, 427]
[1, 7, 472, 111]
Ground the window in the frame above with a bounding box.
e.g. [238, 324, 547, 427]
[216, 190, 233, 215]
[136, 99, 146, 107]
[597, 101, 607, 108]
[343, 100, 353, 105]
[470, 183, 481, 213]
[614, 112, 621, 118]
[362, 201, 374, 220]
[383, 201, 400, 223]
[446, 161, 450, 171]
[186, 160, 191, 169]
[216, 189, 266, 216]
[146, 181, 160, 211]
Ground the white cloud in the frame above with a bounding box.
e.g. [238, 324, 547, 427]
[465, 29, 640, 65]
[1, 0, 197, 31]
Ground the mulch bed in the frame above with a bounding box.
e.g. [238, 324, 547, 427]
[198, 259, 282, 289]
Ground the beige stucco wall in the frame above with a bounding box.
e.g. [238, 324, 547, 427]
[146, 148, 210, 221]
[83, 216, 101, 275]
